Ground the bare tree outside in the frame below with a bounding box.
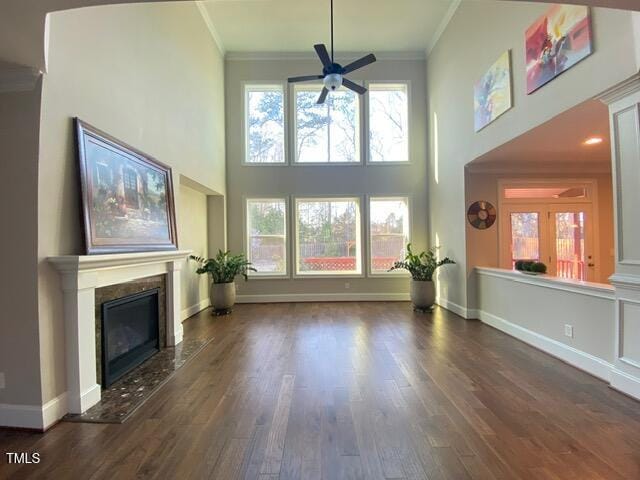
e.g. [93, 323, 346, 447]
[369, 84, 409, 162]
[295, 87, 359, 163]
[247, 86, 285, 163]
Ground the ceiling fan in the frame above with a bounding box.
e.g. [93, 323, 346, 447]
[287, 0, 376, 104]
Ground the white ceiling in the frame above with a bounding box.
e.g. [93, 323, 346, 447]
[469, 99, 612, 172]
[201, 0, 458, 55]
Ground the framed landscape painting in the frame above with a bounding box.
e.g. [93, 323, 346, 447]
[474, 50, 512, 132]
[525, 4, 593, 94]
[75, 119, 178, 254]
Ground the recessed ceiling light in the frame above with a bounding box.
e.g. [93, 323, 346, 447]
[584, 137, 604, 146]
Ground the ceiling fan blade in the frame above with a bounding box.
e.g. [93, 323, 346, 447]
[288, 75, 324, 83]
[342, 78, 367, 95]
[317, 87, 329, 104]
[314, 44, 332, 67]
[342, 53, 377, 74]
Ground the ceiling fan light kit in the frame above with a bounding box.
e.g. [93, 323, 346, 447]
[287, 0, 377, 104]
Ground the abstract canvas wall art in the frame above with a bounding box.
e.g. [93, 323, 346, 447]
[474, 50, 512, 132]
[525, 5, 593, 94]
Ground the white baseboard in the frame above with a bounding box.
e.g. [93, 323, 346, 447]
[466, 308, 480, 319]
[435, 297, 478, 319]
[42, 392, 68, 430]
[610, 368, 640, 400]
[236, 293, 410, 303]
[181, 297, 210, 320]
[0, 392, 67, 431]
[479, 310, 613, 382]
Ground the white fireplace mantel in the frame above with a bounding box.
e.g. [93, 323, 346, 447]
[49, 249, 191, 414]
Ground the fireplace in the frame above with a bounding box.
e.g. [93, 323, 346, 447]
[101, 289, 160, 387]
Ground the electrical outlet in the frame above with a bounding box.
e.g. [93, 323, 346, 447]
[564, 324, 574, 338]
[344, 282, 350, 290]
[0, 372, 5, 389]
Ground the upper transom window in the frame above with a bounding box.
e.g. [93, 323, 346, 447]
[245, 84, 285, 164]
[368, 83, 409, 163]
[294, 85, 360, 164]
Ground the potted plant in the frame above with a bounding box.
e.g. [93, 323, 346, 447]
[389, 244, 455, 311]
[190, 250, 256, 315]
[514, 260, 547, 275]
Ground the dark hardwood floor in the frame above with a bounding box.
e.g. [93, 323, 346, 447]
[2, 302, 640, 479]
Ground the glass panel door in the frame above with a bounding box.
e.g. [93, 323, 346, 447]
[500, 204, 549, 270]
[549, 205, 593, 281]
[510, 212, 541, 267]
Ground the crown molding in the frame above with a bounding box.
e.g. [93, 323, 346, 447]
[426, 0, 462, 57]
[196, 1, 226, 56]
[225, 50, 426, 62]
[0, 65, 41, 93]
[596, 72, 640, 105]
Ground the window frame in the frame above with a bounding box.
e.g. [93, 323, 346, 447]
[365, 81, 412, 165]
[366, 195, 412, 277]
[289, 82, 364, 166]
[293, 195, 365, 278]
[242, 82, 288, 166]
[243, 196, 290, 278]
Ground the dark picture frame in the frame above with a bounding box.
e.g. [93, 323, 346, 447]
[74, 118, 178, 254]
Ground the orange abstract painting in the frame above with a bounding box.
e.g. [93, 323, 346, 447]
[525, 5, 592, 94]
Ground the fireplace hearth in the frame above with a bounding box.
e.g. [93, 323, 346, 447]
[101, 289, 160, 387]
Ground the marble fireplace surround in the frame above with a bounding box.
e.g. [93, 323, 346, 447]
[49, 250, 191, 414]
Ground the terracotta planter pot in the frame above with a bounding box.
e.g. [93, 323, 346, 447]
[410, 279, 435, 311]
[210, 282, 236, 314]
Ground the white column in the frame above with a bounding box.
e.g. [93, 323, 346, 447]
[61, 271, 101, 414]
[600, 73, 640, 400]
[166, 259, 184, 346]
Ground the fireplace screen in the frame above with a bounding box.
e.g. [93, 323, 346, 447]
[101, 288, 160, 387]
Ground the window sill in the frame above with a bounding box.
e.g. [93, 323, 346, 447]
[247, 274, 290, 280]
[292, 162, 362, 167]
[293, 273, 365, 279]
[242, 162, 288, 167]
[366, 161, 412, 166]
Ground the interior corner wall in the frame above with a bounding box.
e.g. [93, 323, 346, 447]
[224, 58, 428, 299]
[179, 183, 210, 319]
[37, 2, 226, 406]
[427, 2, 637, 313]
[0, 82, 43, 407]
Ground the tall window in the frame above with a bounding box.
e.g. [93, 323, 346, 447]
[245, 85, 285, 164]
[295, 198, 362, 275]
[369, 197, 410, 273]
[368, 83, 409, 163]
[246, 199, 287, 275]
[294, 85, 360, 163]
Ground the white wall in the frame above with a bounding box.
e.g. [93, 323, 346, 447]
[36, 2, 225, 406]
[0, 83, 43, 407]
[225, 58, 428, 300]
[428, 2, 638, 313]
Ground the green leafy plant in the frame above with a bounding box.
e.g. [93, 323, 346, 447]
[388, 244, 455, 281]
[190, 250, 257, 284]
[514, 260, 547, 274]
